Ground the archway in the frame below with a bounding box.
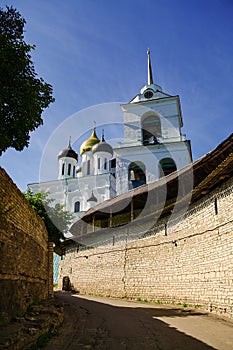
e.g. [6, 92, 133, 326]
[74, 201, 80, 213]
[159, 158, 177, 178]
[128, 161, 146, 189]
[142, 115, 161, 145]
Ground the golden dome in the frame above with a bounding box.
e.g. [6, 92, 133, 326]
[80, 128, 100, 155]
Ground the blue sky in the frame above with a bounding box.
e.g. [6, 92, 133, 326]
[1, 0, 233, 190]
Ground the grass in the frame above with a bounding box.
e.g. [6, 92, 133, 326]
[136, 297, 149, 303]
[84, 293, 193, 310]
[181, 302, 188, 308]
[136, 297, 142, 302]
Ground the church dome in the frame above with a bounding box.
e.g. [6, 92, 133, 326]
[92, 140, 113, 156]
[80, 128, 100, 155]
[58, 141, 78, 161]
[92, 130, 113, 156]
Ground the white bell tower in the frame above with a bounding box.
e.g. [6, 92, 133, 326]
[115, 50, 192, 195]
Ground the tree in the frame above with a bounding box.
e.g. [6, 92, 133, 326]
[0, 6, 55, 155]
[24, 190, 73, 247]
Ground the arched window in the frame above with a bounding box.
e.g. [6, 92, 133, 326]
[142, 115, 161, 145]
[128, 161, 146, 189]
[62, 163, 65, 175]
[68, 163, 71, 176]
[73, 166, 75, 177]
[74, 201, 80, 213]
[159, 158, 177, 178]
[87, 160, 90, 175]
[104, 158, 107, 170]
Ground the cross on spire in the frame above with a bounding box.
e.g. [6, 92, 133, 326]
[68, 136, 72, 148]
[102, 129, 105, 142]
[147, 49, 154, 85]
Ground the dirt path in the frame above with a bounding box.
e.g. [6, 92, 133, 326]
[42, 291, 233, 350]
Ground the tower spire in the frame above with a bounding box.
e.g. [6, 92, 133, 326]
[101, 129, 105, 142]
[147, 49, 153, 85]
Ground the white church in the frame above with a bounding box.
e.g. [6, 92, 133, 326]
[28, 51, 192, 222]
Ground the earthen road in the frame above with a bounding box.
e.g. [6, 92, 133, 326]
[43, 291, 233, 350]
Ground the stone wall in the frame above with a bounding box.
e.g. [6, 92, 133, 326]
[0, 167, 53, 325]
[59, 177, 233, 319]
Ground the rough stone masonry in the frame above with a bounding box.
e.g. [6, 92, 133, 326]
[0, 167, 53, 325]
[59, 177, 233, 320]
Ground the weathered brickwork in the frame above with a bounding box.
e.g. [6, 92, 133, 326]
[0, 167, 53, 324]
[59, 178, 233, 319]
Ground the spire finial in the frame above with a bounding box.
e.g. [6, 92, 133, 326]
[147, 48, 153, 85]
[102, 129, 105, 142]
[68, 136, 71, 148]
[93, 120, 96, 131]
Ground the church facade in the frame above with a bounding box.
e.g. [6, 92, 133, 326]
[28, 51, 192, 222]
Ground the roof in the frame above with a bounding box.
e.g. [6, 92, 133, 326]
[80, 128, 100, 155]
[70, 134, 233, 237]
[58, 144, 78, 161]
[92, 140, 113, 156]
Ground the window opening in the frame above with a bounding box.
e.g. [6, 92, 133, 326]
[214, 198, 218, 215]
[111, 158, 116, 168]
[87, 160, 90, 175]
[104, 158, 107, 170]
[128, 161, 146, 189]
[74, 201, 80, 213]
[110, 158, 116, 178]
[142, 115, 161, 145]
[68, 163, 71, 176]
[159, 158, 177, 177]
[62, 163, 65, 175]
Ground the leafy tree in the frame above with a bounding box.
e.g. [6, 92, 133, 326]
[24, 190, 73, 247]
[0, 6, 55, 155]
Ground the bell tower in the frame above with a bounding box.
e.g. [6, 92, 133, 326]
[115, 50, 192, 195]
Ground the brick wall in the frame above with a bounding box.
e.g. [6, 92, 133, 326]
[0, 167, 53, 325]
[59, 178, 233, 320]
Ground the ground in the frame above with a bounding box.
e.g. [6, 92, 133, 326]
[42, 291, 233, 350]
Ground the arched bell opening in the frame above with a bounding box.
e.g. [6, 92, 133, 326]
[128, 161, 146, 189]
[159, 158, 177, 178]
[142, 115, 161, 145]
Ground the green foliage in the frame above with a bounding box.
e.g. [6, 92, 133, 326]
[24, 190, 73, 247]
[0, 6, 54, 155]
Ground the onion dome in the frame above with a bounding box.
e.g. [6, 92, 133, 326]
[80, 127, 100, 155]
[92, 130, 113, 156]
[58, 139, 78, 161]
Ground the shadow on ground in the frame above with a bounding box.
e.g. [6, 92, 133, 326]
[41, 291, 219, 350]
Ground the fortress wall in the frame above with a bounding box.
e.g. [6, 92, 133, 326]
[0, 167, 53, 325]
[59, 178, 233, 319]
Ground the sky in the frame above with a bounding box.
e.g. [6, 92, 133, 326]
[1, 0, 233, 191]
